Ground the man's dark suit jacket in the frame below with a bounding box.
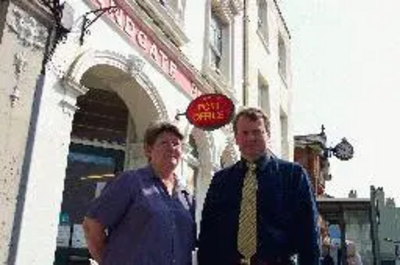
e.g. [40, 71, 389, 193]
[197, 155, 320, 265]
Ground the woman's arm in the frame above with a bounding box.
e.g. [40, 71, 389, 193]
[83, 217, 107, 264]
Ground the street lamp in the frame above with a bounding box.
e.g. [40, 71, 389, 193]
[385, 238, 400, 244]
[324, 137, 354, 161]
[384, 238, 400, 264]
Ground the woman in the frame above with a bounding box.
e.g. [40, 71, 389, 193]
[83, 121, 195, 265]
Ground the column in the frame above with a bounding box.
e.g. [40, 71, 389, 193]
[14, 75, 87, 264]
[125, 142, 147, 170]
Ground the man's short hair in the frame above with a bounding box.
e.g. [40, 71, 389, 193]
[232, 107, 270, 136]
[144, 120, 184, 147]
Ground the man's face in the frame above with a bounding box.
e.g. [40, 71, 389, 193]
[145, 131, 182, 171]
[235, 116, 269, 161]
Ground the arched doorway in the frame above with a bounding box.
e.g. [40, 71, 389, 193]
[54, 60, 167, 264]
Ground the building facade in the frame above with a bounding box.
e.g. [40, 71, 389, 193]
[0, 1, 52, 264]
[0, 0, 294, 264]
[244, 0, 293, 159]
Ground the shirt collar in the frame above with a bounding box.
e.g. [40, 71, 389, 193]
[240, 152, 271, 172]
[146, 165, 188, 194]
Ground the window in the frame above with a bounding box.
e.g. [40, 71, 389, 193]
[205, 0, 243, 93]
[278, 34, 287, 80]
[257, 0, 269, 45]
[210, 13, 223, 72]
[258, 76, 270, 115]
[280, 110, 289, 159]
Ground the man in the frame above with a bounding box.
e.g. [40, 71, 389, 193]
[197, 107, 320, 265]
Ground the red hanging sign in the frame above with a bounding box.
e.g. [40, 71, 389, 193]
[186, 94, 235, 130]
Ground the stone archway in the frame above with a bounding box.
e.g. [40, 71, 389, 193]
[13, 48, 174, 264]
[54, 50, 172, 262]
[66, 49, 168, 120]
[65, 49, 172, 168]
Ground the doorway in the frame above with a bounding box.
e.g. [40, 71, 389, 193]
[54, 88, 129, 264]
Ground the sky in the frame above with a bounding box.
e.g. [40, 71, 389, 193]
[281, 1, 400, 204]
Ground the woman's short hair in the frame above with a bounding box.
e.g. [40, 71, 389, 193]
[144, 120, 183, 147]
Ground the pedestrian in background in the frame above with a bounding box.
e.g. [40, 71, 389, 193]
[83, 120, 195, 265]
[197, 107, 320, 265]
[321, 244, 335, 265]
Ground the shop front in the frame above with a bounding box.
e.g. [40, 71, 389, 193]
[11, 0, 232, 264]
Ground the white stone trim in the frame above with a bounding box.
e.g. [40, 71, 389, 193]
[66, 49, 168, 120]
[220, 138, 238, 168]
[125, 142, 147, 169]
[60, 77, 89, 116]
[202, 66, 239, 104]
[11, 0, 53, 26]
[10, 52, 27, 106]
[6, 4, 48, 49]
[62, 76, 89, 96]
[187, 127, 215, 169]
[136, 0, 189, 46]
[211, 0, 243, 24]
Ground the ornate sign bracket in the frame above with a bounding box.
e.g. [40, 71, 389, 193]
[79, 5, 118, 45]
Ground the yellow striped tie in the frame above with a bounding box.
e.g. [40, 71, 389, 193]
[238, 162, 258, 259]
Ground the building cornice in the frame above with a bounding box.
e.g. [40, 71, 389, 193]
[272, 0, 291, 39]
[212, 0, 244, 24]
[12, 0, 53, 27]
[136, 0, 189, 47]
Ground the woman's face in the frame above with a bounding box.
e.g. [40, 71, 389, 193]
[146, 131, 183, 172]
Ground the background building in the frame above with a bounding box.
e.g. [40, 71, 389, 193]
[374, 187, 400, 264]
[0, 0, 294, 264]
[294, 128, 331, 197]
[294, 129, 380, 264]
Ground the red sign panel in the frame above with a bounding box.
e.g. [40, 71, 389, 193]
[186, 94, 235, 130]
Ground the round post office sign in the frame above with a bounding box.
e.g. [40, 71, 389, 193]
[186, 93, 235, 130]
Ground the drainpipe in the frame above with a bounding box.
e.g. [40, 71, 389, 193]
[242, 0, 249, 106]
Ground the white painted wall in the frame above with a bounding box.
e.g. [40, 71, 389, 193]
[15, 72, 79, 264]
[246, 0, 293, 159]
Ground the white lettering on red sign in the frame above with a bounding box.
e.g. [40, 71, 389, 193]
[159, 49, 168, 71]
[124, 16, 135, 37]
[149, 43, 159, 63]
[169, 61, 177, 79]
[137, 31, 147, 51]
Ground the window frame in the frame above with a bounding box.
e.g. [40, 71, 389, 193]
[278, 33, 287, 81]
[209, 13, 223, 72]
[257, 0, 269, 47]
[258, 75, 270, 115]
